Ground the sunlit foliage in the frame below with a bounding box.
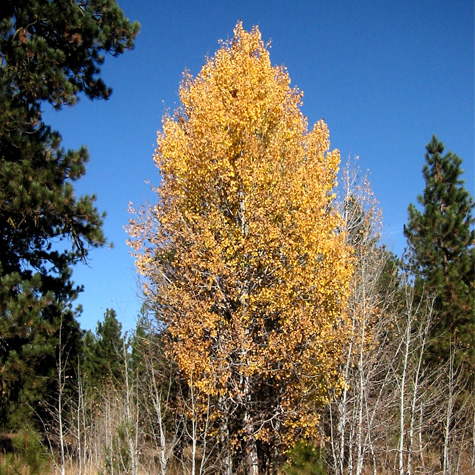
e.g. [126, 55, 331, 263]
[129, 22, 353, 466]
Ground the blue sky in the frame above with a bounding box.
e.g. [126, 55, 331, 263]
[44, 0, 474, 333]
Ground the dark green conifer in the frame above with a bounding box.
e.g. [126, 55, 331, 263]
[0, 0, 139, 428]
[404, 136, 475, 376]
[92, 308, 125, 386]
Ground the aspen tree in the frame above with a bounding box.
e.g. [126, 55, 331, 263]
[129, 22, 353, 470]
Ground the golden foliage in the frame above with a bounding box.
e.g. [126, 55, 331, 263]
[128, 22, 353, 451]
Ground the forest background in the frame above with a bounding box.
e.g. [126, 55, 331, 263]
[0, 0, 474, 474]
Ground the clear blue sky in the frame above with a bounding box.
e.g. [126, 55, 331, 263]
[44, 0, 474, 333]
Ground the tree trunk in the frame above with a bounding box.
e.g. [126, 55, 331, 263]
[219, 396, 233, 475]
[243, 375, 258, 475]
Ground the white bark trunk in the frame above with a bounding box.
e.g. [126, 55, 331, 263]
[57, 320, 66, 475]
[355, 266, 367, 475]
[243, 375, 258, 475]
[398, 305, 412, 475]
[219, 396, 233, 475]
[123, 344, 139, 475]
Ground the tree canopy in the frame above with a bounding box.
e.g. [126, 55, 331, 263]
[129, 22, 353, 472]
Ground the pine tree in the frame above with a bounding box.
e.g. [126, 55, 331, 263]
[404, 135, 475, 375]
[0, 1, 139, 428]
[91, 308, 126, 386]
